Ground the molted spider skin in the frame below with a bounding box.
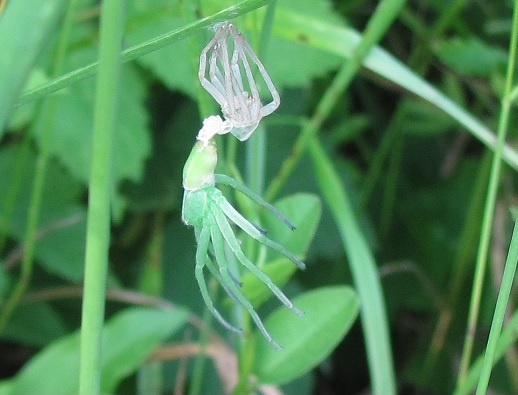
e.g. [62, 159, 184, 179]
[198, 23, 280, 141]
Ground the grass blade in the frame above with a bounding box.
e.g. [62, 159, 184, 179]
[79, 2, 126, 393]
[16, 0, 271, 107]
[456, 0, 518, 385]
[475, 217, 518, 394]
[308, 135, 396, 394]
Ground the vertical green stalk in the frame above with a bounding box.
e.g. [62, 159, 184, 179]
[245, 0, 276, 195]
[78, 2, 126, 394]
[0, 0, 76, 332]
[137, 213, 165, 395]
[308, 134, 396, 394]
[457, 0, 518, 385]
[475, 217, 518, 394]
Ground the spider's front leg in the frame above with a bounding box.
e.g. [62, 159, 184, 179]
[209, 220, 283, 350]
[212, 202, 303, 316]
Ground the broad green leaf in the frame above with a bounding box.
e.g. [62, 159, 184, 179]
[262, 193, 322, 259]
[235, 257, 296, 308]
[253, 286, 359, 385]
[233, 194, 320, 307]
[100, 308, 187, 393]
[2, 303, 67, 347]
[126, 5, 196, 98]
[0, 266, 8, 303]
[11, 307, 188, 395]
[31, 47, 151, 196]
[0, 0, 67, 136]
[436, 37, 507, 77]
[0, 146, 86, 281]
[0, 379, 14, 395]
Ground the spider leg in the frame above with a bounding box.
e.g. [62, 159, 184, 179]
[227, 45, 251, 124]
[231, 28, 261, 120]
[241, 40, 280, 118]
[196, 228, 243, 297]
[210, 54, 227, 99]
[215, 174, 296, 230]
[198, 46, 227, 107]
[218, 29, 237, 120]
[230, 45, 245, 93]
[204, 251, 243, 305]
[195, 226, 243, 335]
[218, 197, 305, 270]
[199, 28, 229, 108]
[210, 221, 282, 350]
[213, 207, 303, 317]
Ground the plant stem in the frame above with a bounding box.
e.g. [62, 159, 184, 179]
[78, 2, 126, 393]
[457, 0, 518, 386]
[308, 134, 396, 394]
[17, 0, 272, 108]
[475, 217, 518, 394]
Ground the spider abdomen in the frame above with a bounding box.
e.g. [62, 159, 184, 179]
[181, 188, 209, 227]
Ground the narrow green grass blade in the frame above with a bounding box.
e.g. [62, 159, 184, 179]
[79, 2, 126, 394]
[16, 0, 271, 107]
[457, 0, 518, 385]
[308, 136, 396, 394]
[475, 218, 518, 394]
[0, 0, 67, 136]
[456, 306, 518, 394]
[266, 6, 518, 169]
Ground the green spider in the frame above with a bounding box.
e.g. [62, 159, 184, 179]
[182, 115, 304, 349]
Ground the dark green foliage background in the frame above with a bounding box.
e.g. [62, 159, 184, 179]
[0, 0, 517, 394]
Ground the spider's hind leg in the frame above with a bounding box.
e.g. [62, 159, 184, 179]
[195, 227, 243, 335]
[213, 207, 303, 317]
[209, 221, 282, 350]
[219, 197, 305, 270]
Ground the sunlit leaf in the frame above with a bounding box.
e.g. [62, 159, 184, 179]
[10, 307, 188, 395]
[235, 194, 320, 307]
[253, 286, 359, 385]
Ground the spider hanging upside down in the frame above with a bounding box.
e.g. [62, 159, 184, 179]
[182, 116, 304, 349]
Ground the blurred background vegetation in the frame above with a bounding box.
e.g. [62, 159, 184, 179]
[1, 0, 517, 394]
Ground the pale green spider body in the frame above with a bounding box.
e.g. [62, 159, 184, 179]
[182, 117, 304, 349]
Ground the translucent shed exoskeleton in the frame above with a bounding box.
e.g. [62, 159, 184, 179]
[199, 23, 280, 141]
[182, 116, 304, 349]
